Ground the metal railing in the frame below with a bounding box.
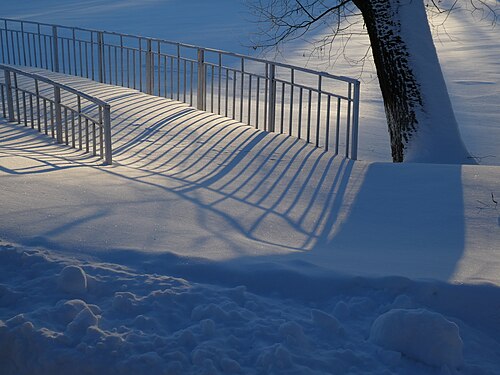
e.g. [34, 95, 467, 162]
[0, 18, 360, 159]
[0, 64, 112, 164]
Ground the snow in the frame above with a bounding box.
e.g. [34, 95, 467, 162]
[369, 308, 464, 369]
[0, 0, 499, 374]
[2, 241, 500, 374]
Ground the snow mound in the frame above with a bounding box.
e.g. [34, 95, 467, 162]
[369, 308, 463, 368]
[58, 266, 87, 295]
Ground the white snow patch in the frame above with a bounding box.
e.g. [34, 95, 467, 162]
[370, 308, 464, 368]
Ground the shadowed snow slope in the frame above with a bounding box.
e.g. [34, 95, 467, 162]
[0, 69, 499, 284]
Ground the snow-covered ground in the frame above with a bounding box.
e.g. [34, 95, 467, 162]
[1, 0, 499, 374]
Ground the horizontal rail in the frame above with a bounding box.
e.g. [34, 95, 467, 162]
[0, 64, 112, 164]
[0, 17, 360, 159]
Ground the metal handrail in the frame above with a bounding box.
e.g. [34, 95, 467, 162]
[0, 64, 112, 164]
[0, 17, 360, 159]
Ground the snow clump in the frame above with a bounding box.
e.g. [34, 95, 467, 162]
[58, 265, 88, 294]
[369, 308, 463, 368]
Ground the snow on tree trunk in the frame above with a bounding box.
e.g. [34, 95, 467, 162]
[353, 0, 473, 163]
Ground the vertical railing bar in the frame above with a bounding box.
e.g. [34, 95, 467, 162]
[232, 70, 236, 120]
[225, 68, 229, 117]
[85, 118, 89, 153]
[120, 36, 124, 86]
[345, 83, 352, 158]
[78, 96, 82, 150]
[204, 64, 208, 110]
[164, 55, 168, 98]
[67, 38, 71, 74]
[35, 79, 40, 131]
[351, 81, 360, 160]
[0, 24, 5, 64]
[145, 38, 152, 94]
[90, 32, 95, 81]
[60, 36, 66, 72]
[38, 24, 43, 69]
[190, 60, 193, 105]
[197, 48, 205, 110]
[267, 63, 276, 132]
[92, 120, 96, 156]
[54, 86, 63, 143]
[170, 56, 174, 99]
[239, 58, 244, 123]
[298, 87, 303, 140]
[138, 37, 143, 92]
[72, 29, 77, 76]
[27, 25, 33, 66]
[4, 21, 11, 64]
[99, 107, 103, 159]
[247, 75, 252, 125]
[335, 98, 341, 155]
[50, 102, 55, 139]
[280, 82, 285, 134]
[256, 76, 260, 129]
[114, 45, 118, 85]
[71, 106, 75, 148]
[306, 89, 312, 143]
[316, 76, 322, 148]
[43, 99, 48, 134]
[0, 84, 5, 118]
[127, 49, 131, 88]
[107, 43, 111, 84]
[177, 44, 181, 101]
[4, 70, 15, 122]
[264, 64, 268, 131]
[14, 73, 20, 124]
[325, 95, 331, 152]
[22, 91, 27, 126]
[29, 93, 34, 129]
[103, 104, 112, 165]
[21, 22, 26, 66]
[133, 47, 136, 89]
[183, 59, 187, 103]
[64, 107, 69, 144]
[52, 26, 59, 73]
[289, 70, 294, 136]
[158, 42, 162, 97]
[15, 30, 21, 66]
[210, 65, 214, 113]
[218, 53, 222, 115]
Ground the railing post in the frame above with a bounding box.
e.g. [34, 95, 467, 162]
[267, 63, 276, 132]
[54, 86, 63, 143]
[197, 48, 205, 110]
[52, 26, 59, 73]
[98, 31, 104, 83]
[103, 104, 112, 165]
[351, 81, 360, 160]
[4, 69, 15, 122]
[145, 39, 152, 95]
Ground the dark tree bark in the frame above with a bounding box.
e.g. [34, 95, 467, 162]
[352, 0, 422, 162]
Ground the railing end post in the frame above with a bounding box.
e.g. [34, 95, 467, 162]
[351, 80, 361, 161]
[197, 48, 205, 111]
[103, 104, 112, 165]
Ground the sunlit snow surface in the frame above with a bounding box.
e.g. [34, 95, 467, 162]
[0, 0, 500, 374]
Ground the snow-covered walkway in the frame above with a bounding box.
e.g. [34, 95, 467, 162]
[1, 68, 499, 285]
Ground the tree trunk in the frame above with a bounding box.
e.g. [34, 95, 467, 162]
[352, 0, 472, 163]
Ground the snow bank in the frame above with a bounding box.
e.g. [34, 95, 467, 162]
[369, 308, 463, 368]
[1, 241, 500, 374]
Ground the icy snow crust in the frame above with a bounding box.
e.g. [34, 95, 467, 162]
[2, 241, 500, 375]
